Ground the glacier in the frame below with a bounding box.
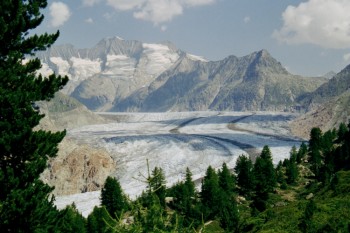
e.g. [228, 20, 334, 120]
[55, 111, 302, 217]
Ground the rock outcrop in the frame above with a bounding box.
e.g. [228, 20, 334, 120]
[41, 139, 115, 195]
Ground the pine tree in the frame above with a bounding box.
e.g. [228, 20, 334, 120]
[218, 162, 236, 195]
[101, 176, 129, 218]
[254, 145, 276, 193]
[309, 128, 323, 177]
[251, 146, 276, 212]
[0, 1, 68, 231]
[184, 167, 195, 199]
[234, 154, 255, 197]
[285, 146, 299, 185]
[218, 164, 239, 232]
[201, 166, 220, 220]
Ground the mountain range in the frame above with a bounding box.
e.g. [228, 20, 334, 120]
[36, 37, 326, 112]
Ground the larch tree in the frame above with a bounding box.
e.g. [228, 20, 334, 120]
[0, 0, 68, 231]
[150, 166, 166, 208]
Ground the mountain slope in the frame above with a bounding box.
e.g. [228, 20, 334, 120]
[36, 37, 326, 112]
[114, 50, 324, 112]
[299, 64, 350, 111]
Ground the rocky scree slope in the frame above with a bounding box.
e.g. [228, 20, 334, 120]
[291, 65, 350, 138]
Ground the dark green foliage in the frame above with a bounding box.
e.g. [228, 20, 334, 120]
[166, 168, 202, 228]
[309, 128, 323, 177]
[87, 206, 116, 233]
[218, 193, 239, 232]
[201, 166, 220, 220]
[253, 145, 276, 194]
[251, 146, 276, 212]
[234, 154, 255, 197]
[56, 204, 87, 233]
[101, 176, 129, 218]
[218, 162, 236, 195]
[275, 161, 285, 184]
[296, 142, 308, 163]
[298, 200, 316, 233]
[285, 146, 299, 184]
[334, 121, 350, 171]
[336, 122, 348, 142]
[0, 0, 68, 231]
[184, 167, 196, 199]
[150, 166, 166, 208]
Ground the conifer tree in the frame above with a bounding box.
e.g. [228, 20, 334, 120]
[0, 0, 68, 231]
[251, 146, 276, 212]
[150, 166, 166, 208]
[218, 164, 239, 232]
[101, 176, 129, 218]
[309, 128, 323, 177]
[56, 204, 87, 233]
[201, 166, 220, 219]
[184, 167, 195, 198]
[286, 148, 299, 185]
[87, 206, 117, 233]
[218, 162, 236, 195]
[234, 154, 255, 197]
[254, 145, 276, 193]
[296, 142, 308, 164]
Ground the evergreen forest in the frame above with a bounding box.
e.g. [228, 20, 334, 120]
[0, 1, 350, 232]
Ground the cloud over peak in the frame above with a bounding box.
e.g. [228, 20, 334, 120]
[49, 2, 71, 27]
[84, 0, 216, 25]
[273, 0, 350, 49]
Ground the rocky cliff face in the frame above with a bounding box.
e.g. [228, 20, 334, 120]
[36, 37, 326, 112]
[37, 93, 116, 195]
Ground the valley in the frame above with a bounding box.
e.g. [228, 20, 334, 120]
[55, 111, 302, 216]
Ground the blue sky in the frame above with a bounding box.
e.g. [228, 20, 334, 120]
[35, 0, 350, 76]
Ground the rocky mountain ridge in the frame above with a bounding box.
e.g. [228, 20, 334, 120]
[36, 37, 326, 112]
[291, 64, 350, 138]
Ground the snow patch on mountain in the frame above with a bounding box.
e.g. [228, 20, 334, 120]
[50, 57, 70, 77]
[187, 53, 208, 62]
[70, 57, 102, 81]
[142, 43, 180, 75]
[102, 54, 136, 77]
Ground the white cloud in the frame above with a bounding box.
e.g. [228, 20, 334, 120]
[49, 2, 71, 27]
[85, 18, 94, 23]
[273, 0, 350, 49]
[133, 0, 183, 24]
[92, 0, 217, 25]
